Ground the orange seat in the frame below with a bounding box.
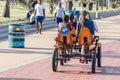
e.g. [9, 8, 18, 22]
[70, 27, 76, 36]
[58, 32, 72, 46]
[78, 26, 92, 46]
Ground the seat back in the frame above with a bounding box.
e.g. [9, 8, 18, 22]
[58, 32, 72, 45]
[78, 26, 92, 45]
[70, 27, 76, 36]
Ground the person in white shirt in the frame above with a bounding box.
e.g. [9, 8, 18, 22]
[34, 0, 45, 34]
[54, 2, 65, 26]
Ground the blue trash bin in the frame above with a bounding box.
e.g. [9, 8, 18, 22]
[8, 24, 25, 48]
[68, 10, 74, 14]
[68, 10, 80, 18]
[75, 10, 80, 18]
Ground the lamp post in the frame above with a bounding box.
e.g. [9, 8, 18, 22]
[106, 0, 110, 11]
[96, 0, 99, 18]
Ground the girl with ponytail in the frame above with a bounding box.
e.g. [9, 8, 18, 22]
[76, 11, 98, 37]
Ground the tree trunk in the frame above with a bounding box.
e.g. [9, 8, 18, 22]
[65, 1, 73, 11]
[96, 0, 99, 11]
[101, 2, 104, 10]
[3, 0, 10, 18]
[49, 0, 53, 14]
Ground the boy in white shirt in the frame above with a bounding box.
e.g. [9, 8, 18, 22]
[34, 0, 45, 34]
[54, 2, 65, 26]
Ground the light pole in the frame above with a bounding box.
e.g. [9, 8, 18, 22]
[96, 0, 99, 18]
[106, 0, 110, 11]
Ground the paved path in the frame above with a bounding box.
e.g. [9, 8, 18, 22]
[0, 28, 57, 72]
[0, 15, 120, 80]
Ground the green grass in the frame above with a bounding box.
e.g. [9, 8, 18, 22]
[0, 1, 27, 24]
[0, 1, 119, 24]
[0, 1, 54, 24]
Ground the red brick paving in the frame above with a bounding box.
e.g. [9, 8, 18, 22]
[0, 41, 120, 80]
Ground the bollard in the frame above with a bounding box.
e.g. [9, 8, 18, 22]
[8, 24, 25, 48]
[75, 10, 80, 18]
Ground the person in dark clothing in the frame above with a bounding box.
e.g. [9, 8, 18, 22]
[68, 12, 77, 29]
[31, 0, 37, 9]
[76, 11, 98, 37]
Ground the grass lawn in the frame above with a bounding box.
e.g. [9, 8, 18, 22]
[0, 1, 54, 24]
[0, 1, 119, 24]
[0, 1, 27, 24]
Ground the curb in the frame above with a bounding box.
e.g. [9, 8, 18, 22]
[0, 19, 57, 41]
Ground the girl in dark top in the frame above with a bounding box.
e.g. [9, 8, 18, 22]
[76, 11, 98, 37]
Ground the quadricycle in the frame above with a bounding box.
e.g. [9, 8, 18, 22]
[52, 25, 102, 73]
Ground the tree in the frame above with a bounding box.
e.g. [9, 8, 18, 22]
[99, 0, 103, 10]
[65, 0, 73, 11]
[3, 0, 33, 18]
[49, 0, 60, 14]
[3, 0, 10, 17]
[81, 0, 86, 3]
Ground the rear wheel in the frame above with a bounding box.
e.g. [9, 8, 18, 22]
[92, 49, 96, 73]
[60, 59, 64, 65]
[52, 48, 58, 72]
[97, 46, 101, 67]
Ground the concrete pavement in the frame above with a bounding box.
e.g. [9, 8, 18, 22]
[0, 15, 120, 80]
[0, 41, 120, 80]
[95, 15, 120, 43]
[0, 28, 57, 72]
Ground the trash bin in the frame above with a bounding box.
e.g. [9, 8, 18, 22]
[68, 10, 80, 18]
[75, 10, 80, 19]
[8, 24, 25, 48]
[68, 10, 74, 14]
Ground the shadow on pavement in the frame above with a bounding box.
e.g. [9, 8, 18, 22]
[57, 70, 92, 75]
[97, 66, 120, 76]
[96, 50, 120, 76]
[0, 49, 52, 54]
[25, 47, 54, 50]
[99, 32, 120, 34]
[102, 51, 120, 58]
[0, 78, 40, 80]
[100, 38, 120, 41]
[56, 63, 93, 75]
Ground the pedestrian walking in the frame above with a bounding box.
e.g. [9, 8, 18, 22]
[34, 0, 45, 34]
[54, 2, 65, 26]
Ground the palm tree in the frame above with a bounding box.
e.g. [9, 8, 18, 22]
[3, 0, 33, 18]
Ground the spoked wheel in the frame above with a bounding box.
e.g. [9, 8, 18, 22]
[92, 49, 96, 73]
[52, 48, 58, 72]
[97, 46, 101, 67]
[60, 51, 64, 66]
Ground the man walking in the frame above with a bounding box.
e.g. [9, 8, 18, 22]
[34, 0, 45, 34]
[54, 2, 65, 26]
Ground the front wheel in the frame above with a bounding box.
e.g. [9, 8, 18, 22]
[97, 46, 101, 67]
[52, 48, 58, 72]
[92, 49, 96, 73]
